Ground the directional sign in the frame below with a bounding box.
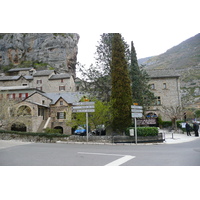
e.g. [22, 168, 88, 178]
[73, 102, 95, 106]
[132, 113, 143, 118]
[131, 105, 143, 109]
[72, 109, 95, 113]
[131, 109, 143, 113]
[73, 105, 95, 110]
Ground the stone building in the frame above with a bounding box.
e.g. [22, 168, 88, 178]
[146, 69, 182, 121]
[14, 92, 83, 134]
[0, 67, 83, 134]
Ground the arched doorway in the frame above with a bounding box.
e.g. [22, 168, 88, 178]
[11, 122, 27, 132]
[54, 126, 63, 134]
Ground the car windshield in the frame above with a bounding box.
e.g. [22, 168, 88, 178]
[77, 126, 84, 130]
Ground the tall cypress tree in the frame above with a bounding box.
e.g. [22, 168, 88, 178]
[129, 41, 154, 109]
[111, 33, 132, 133]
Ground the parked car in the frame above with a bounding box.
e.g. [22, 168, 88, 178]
[92, 125, 106, 135]
[74, 126, 86, 136]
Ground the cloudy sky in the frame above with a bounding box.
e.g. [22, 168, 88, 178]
[77, 0, 199, 67]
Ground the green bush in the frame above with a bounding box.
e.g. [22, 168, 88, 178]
[161, 121, 172, 128]
[126, 127, 158, 137]
[0, 129, 69, 138]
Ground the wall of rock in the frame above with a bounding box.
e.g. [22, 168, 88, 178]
[0, 33, 79, 75]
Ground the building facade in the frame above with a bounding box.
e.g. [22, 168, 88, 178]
[0, 67, 83, 134]
[146, 70, 182, 121]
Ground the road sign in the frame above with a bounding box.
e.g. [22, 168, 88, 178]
[131, 109, 143, 113]
[72, 105, 95, 110]
[72, 102, 95, 106]
[131, 105, 143, 109]
[132, 113, 143, 118]
[72, 109, 95, 113]
[72, 101, 95, 142]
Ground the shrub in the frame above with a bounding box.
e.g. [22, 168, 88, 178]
[0, 129, 69, 138]
[126, 127, 158, 137]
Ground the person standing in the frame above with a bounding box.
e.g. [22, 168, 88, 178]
[193, 122, 199, 137]
[185, 121, 192, 136]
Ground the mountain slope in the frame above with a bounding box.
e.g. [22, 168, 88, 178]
[139, 33, 200, 108]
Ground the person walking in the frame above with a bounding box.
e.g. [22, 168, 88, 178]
[193, 122, 199, 137]
[185, 121, 192, 136]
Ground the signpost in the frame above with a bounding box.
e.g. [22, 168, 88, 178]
[72, 102, 95, 142]
[131, 105, 143, 144]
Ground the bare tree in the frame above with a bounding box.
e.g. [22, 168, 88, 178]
[161, 105, 184, 131]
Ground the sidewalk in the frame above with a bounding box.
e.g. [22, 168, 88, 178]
[161, 129, 199, 144]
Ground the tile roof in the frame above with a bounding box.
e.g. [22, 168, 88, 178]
[7, 68, 33, 72]
[33, 70, 55, 77]
[0, 76, 20, 81]
[43, 92, 84, 104]
[146, 69, 180, 78]
[49, 73, 70, 80]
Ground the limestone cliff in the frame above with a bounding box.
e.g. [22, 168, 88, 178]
[0, 33, 79, 76]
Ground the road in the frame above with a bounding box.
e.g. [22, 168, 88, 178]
[0, 138, 200, 166]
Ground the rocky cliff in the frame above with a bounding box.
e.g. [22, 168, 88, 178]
[0, 33, 79, 75]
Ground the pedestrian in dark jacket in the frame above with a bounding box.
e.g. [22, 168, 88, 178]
[185, 121, 192, 136]
[193, 122, 199, 137]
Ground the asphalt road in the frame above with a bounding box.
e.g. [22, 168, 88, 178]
[1, 138, 200, 166]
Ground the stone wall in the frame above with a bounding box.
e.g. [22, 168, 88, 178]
[0, 133, 164, 144]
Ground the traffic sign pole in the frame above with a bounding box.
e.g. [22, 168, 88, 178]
[72, 102, 95, 142]
[135, 118, 137, 144]
[86, 112, 89, 142]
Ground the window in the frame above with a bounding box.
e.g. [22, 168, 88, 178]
[60, 101, 63, 105]
[57, 112, 66, 119]
[150, 84, 155, 90]
[22, 84, 28, 86]
[42, 100, 45, 105]
[7, 93, 15, 99]
[19, 93, 28, 100]
[163, 83, 167, 89]
[37, 80, 42, 84]
[61, 79, 64, 83]
[156, 96, 161, 105]
[59, 86, 65, 91]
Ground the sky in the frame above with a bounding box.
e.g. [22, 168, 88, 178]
[2, 0, 199, 70]
[77, 0, 199, 67]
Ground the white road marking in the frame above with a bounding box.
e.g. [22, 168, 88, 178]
[77, 152, 135, 166]
[105, 155, 135, 166]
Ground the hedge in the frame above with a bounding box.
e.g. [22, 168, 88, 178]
[126, 127, 158, 137]
[0, 129, 69, 138]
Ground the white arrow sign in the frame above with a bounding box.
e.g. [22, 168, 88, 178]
[72, 109, 95, 113]
[131, 105, 143, 109]
[131, 109, 143, 113]
[73, 105, 95, 110]
[132, 113, 143, 118]
[73, 102, 95, 106]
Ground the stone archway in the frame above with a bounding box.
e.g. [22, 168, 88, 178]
[17, 105, 32, 116]
[54, 126, 63, 134]
[11, 122, 27, 132]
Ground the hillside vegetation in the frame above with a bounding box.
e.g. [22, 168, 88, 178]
[139, 33, 200, 109]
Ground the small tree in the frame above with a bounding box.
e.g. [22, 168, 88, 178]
[161, 105, 184, 130]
